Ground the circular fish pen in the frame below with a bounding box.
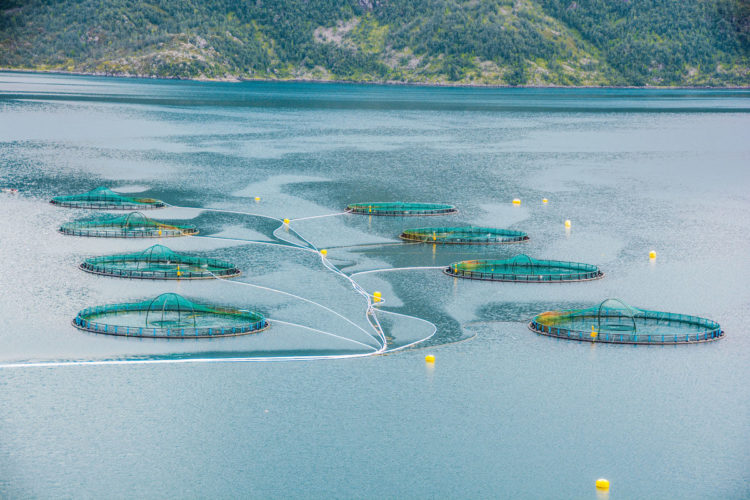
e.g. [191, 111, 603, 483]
[529, 298, 723, 344]
[400, 226, 529, 244]
[445, 254, 603, 282]
[346, 202, 458, 216]
[59, 212, 198, 238]
[51, 186, 166, 210]
[73, 293, 269, 339]
[80, 244, 240, 280]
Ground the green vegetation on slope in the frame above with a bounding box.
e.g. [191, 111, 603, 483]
[1, 0, 747, 86]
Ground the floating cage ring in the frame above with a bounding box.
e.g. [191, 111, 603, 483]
[59, 211, 198, 238]
[346, 202, 458, 216]
[50, 186, 166, 210]
[399, 226, 529, 245]
[444, 255, 604, 282]
[72, 293, 269, 339]
[79, 244, 241, 280]
[528, 298, 724, 345]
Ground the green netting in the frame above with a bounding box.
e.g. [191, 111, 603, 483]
[80, 244, 240, 280]
[73, 293, 268, 339]
[51, 186, 165, 210]
[445, 254, 603, 282]
[346, 202, 458, 216]
[529, 298, 724, 344]
[400, 226, 529, 244]
[59, 212, 198, 238]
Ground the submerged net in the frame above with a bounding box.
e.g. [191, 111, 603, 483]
[59, 212, 198, 238]
[80, 244, 240, 279]
[400, 226, 529, 244]
[346, 202, 458, 216]
[445, 254, 603, 282]
[73, 293, 268, 338]
[529, 298, 723, 344]
[51, 186, 165, 210]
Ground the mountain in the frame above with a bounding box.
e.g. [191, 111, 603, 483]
[1, 0, 748, 86]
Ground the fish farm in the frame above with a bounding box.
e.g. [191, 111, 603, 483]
[346, 202, 458, 216]
[72, 293, 268, 339]
[400, 226, 529, 244]
[529, 298, 723, 344]
[50, 186, 166, 210]
[80, 244, 240, 280]
[59, 212, 198, 238]
[445, 254, 603, 282]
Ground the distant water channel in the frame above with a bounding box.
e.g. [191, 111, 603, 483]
[0, 72, 748, 498]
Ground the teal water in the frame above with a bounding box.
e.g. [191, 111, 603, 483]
[0, 72, 749, 498]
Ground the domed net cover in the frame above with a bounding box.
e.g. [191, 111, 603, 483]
[60, 212, 198, 238]
[50, 186, 165, 209]
[446, 254, 603, 282]
[400, 226, 529, 244]
[346, 202, 458, 216]
[80, 244, 240, 279]
[73, 293, 268, 338]
[530, 298, 723, 344]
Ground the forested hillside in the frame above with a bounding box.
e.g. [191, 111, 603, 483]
[1, 0, 748, 86]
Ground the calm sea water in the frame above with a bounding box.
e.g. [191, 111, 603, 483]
[0, 72, 748, 498]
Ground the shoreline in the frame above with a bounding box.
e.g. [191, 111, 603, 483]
[2, 67, 748, 90]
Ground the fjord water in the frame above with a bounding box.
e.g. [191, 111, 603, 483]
[1, 72, 749, 498]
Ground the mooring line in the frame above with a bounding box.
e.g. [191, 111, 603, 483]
[268, 318, 378, 351]
[289, 212, 349, 222]
[350, 266, 445, 277]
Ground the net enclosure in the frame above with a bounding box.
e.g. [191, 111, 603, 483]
[400, 226, 529, 244]
[80, 244, 240, 279]
[51, 186, 165, 210]
[73, 293, 268, 339]
[445, 254, 603, 282]
[59, 212, 198, 238]
[346, 202, 458, 216]
[529, 298, 723, 344]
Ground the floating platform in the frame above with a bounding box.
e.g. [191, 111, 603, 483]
[59, 212, 198, 238]
[346, 202, 458, 216]
[51, 186, 165, 210]
[400, 226, 529, 244]
[73, 293, 268, 339]
[529, 298, 723, 344]
[80, 244, 240, 280]
[445, 254, 603, 282]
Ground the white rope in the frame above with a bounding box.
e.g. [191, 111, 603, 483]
[350, 266, 445, 277]
[289, 212, 348, 222]
[268, 318, 378, 351]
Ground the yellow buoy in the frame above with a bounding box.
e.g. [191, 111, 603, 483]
[425, 354, 435, 363]
[513, 198, 521, 205]
[595, 478, 610, 490]
[320, 249, 327, 257]
[158, 229, 162, 236]
[564, 219, 571, 228]
[542, 198, 548, 204]
[254, 196, 261, 202]
[649, 250, 657, 259]
[283, 218, 290, 225]
[373, 291, 382, 303]
[590, 325, 597, 338]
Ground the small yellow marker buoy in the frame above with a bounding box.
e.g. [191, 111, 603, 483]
[649, 250, 657, 259]
[512, 198, 521, 205]
[283, 218, 290, 225]
[595, 478, 610, 490]
[254, 196, 260, 202]
[542, 198, 548, 204]
[373, 291, 382, 303]
[564, 219, 571, 228]
[177, 264, 182, 277]
[590, 325, 597, 338]
[158, 230, 162, 236]
[425, 354, 435, 363]
[320, 249, 327, 257]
